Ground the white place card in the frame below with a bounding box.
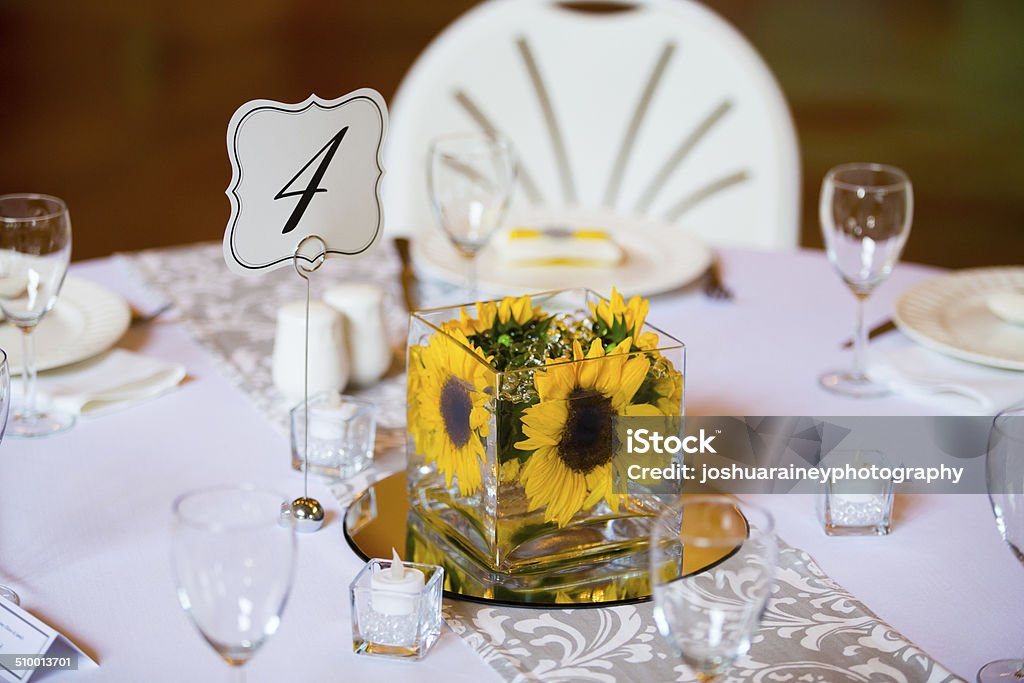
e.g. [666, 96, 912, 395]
[223, 89, 389, 275]
[0, 599, 96, 682]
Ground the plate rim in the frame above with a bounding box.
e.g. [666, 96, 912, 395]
[412, 209, 712, 297]
[892, 266, 1024, 371]
[2, 275, 131, 374]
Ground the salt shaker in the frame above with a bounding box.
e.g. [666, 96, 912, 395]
[323, 282, 391, 387]
[272, 300, 350, 401]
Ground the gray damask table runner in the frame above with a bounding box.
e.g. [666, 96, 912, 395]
[123, 242, 962, 683]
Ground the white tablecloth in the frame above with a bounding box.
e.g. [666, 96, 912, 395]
[0, 246, 1019, 682]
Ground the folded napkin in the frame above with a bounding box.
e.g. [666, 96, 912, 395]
[869, 342, 1024, 414]
[26, 349, 186, 417]
[497, 227, 624, 267]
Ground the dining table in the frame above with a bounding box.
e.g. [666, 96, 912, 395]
[0, 241, 1020, 682]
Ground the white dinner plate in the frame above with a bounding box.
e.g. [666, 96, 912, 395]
[413, 206, 713, 297]
[0, 276, 131, 374]
[893, 266, 1024, 371]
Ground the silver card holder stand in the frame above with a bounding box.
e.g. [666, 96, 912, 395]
[283, 235, 328, 533]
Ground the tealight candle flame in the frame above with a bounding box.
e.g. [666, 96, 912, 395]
[390, 547, 404, 580]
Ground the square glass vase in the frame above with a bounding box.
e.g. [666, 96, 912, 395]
[350, 558, 444, 659]
[406, 288, 685, 575]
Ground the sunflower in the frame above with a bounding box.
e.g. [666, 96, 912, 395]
[653, 366, 684, 415]
[514, 338, 661, 526]
[442, 294, 540, 337]
[592, 289, 683, 415]
[443, 294, 554, 373]
[590, 288, 650, 347]
[409, 329, 493, 496]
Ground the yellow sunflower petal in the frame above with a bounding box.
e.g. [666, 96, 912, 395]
[550, 468, 586, 526]
[535, 364, 575, 402]
[500, 458, 521, 483]
[581, 477, 606, 510]
[521, 450, 559, 512]
[637, 331, 659, 351]
[516, 424, 560, 449]
[511, 295, 532, 325]
[625, 295, 649, 336]
[615, 355, 651, 408]
[579, 339, 606, 389]
[571, 340, 585, 362]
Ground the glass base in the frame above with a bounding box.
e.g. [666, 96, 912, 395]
[0, 584, 19, 605]
[8, 408, 76, 438]
[977, 659, 1024, 682]
[819, 370, 891, 398]
[823, 521, 892, 537]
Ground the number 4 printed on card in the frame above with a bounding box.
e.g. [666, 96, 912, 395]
[276, 127, 348, 235]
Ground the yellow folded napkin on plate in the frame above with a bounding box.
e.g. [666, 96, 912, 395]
[497, 227, 624, 267]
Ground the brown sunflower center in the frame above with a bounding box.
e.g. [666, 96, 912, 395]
[558, 388, 614, 473]
[440, 377, 473, 448]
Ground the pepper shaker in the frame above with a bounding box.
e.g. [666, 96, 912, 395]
[324, 282, 391, 387]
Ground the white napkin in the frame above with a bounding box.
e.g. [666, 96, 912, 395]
[869, 342, 1024, 414]
[27, 349, 186, 417]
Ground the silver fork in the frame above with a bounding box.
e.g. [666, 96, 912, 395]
[703, 256, 733, 300]
[130, 302, 174, 326]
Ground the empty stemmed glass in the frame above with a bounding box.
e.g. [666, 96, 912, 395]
[978, 407, 1024, 682]
[0, 348, 18, 605]
[172, 486, 297, 681]
[651, 496, 777, 682]
[0, 194, 74, 436]
[819, 164, 913, 397]
[427, 132, 517, 299]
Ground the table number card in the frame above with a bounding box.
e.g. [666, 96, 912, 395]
[0, 599, 97, 682]
[223, 89, 388, 274]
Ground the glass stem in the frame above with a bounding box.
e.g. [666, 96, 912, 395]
[851, 294, 868, 380]
[20, 326, 37, 417]
[228, 665, 246, 683]
[467, 253, 478, 301]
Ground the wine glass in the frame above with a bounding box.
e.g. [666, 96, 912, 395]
[651, 496, 777, 682]
[427, 132, 517, 299]
[0, 194, 74, 436]
[0, 348, 18, 605]
[172, 486, 296, 681]
[978, 407, 1024, 682]
[819, 164, 913, 397]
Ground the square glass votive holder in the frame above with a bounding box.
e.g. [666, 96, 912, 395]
[350, 558, 444, 659]
[290, 392, 376, 479]
[822, 449, 895, 536]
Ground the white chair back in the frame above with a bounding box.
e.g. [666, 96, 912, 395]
[385, 0, 801, 250]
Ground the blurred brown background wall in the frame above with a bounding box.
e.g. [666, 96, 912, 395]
[1, 0, 1021, 266]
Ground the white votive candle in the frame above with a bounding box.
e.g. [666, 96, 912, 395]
[370, 549, 425, 616]
[307, 400, 358, 442]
